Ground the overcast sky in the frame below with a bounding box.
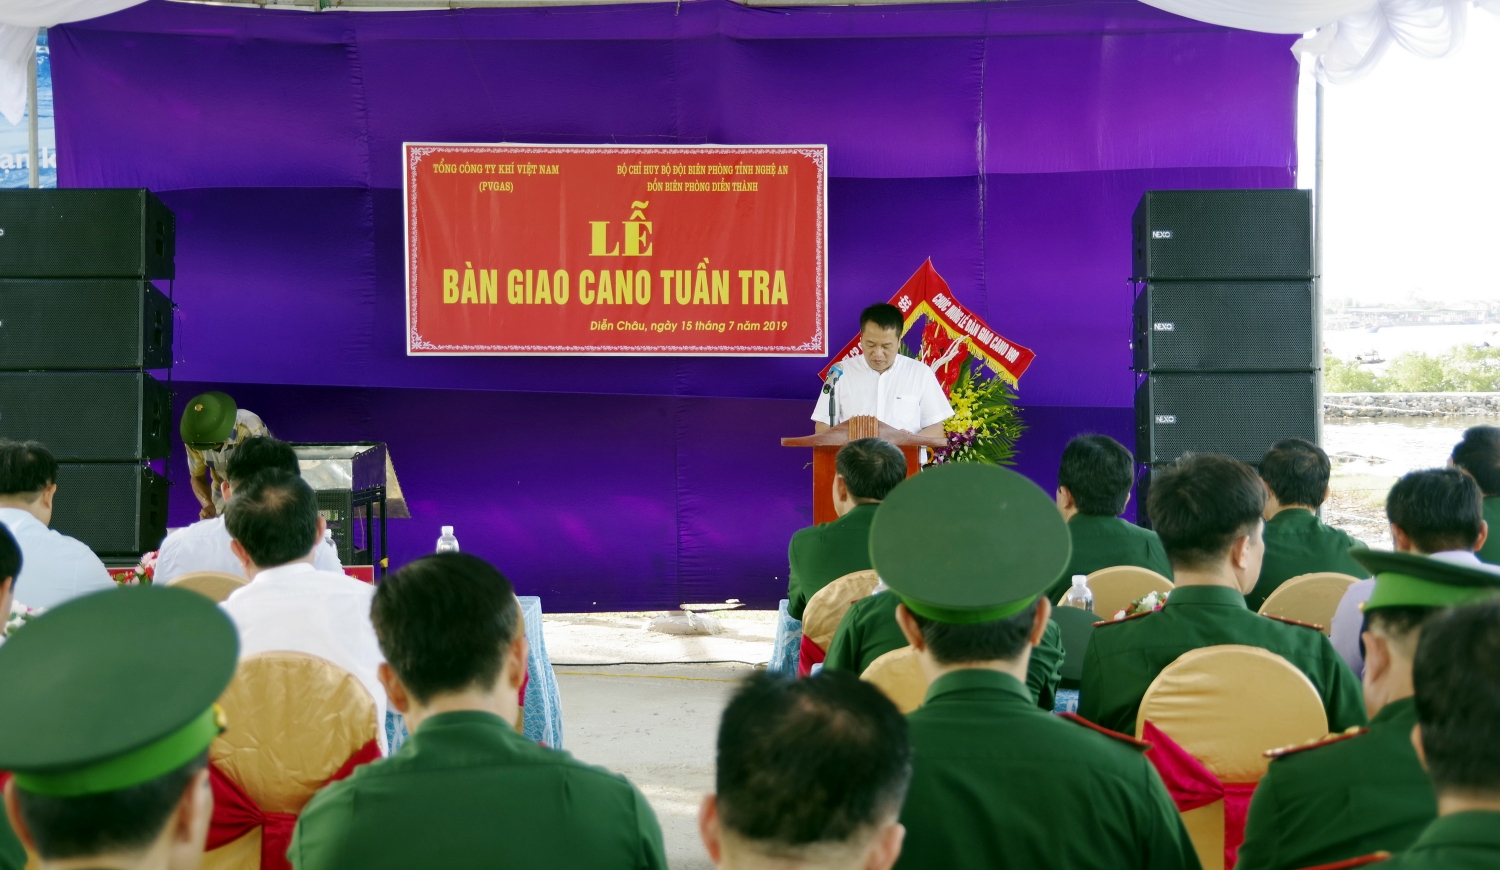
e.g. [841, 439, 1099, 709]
[1315, 12, 1500, 306]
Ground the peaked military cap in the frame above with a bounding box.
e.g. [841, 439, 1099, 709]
[180, 391, 237, 449]
[870, 463, 1071, 624]
[1351, 548, 1500, 611]
[0, 586, 238, 797]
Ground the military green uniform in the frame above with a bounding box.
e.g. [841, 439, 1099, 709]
[897, 670, 1199, 870]
[1078, 585, 1366, 735]
[290, 710, 667, 869]
[824, 589, 1067, 709]
[0, 811, 22, 870]
[786, 502, 879, 620]
[1379, 812, 1500, 870]
[1476, 497, 1500, 565]
[1237, 698, 1435, 870]
[1247, 509, 1367, 611]
[869, 464, 1200, 870]
[1046, 514, 1173, 603]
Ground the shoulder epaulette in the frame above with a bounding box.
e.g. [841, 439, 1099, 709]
[1093, 610, 1155, 628]
[1295, 851, 1391, 870]
[1265, 614, 1326, 631]
[1265, 725, 1368, 759]
[1057, 713, 1151, 749]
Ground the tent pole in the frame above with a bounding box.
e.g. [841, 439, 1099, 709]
[1314, 80, 1325, 447]
[27, 38, 39, 189]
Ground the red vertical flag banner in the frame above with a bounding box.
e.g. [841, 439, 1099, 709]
[818, 259, 1035, 385]
[405, 144, 827, 355]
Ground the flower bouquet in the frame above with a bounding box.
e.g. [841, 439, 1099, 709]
[917, 320, 1025, 466]
[4, 601, 42, 639]
[115, 550, 158, 586]
[1111, 590, 1166, 622]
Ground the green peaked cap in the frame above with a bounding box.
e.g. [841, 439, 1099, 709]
[870, 463, 1071, 624]
[1351, 548, 1500, 611]
[180, 391, 237, 449]
[0, 587, 238, 797]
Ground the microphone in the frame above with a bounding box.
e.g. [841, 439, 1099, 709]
[823, 363, 844, 424]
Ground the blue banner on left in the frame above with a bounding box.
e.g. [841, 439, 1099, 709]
[0, 31, 56, 188]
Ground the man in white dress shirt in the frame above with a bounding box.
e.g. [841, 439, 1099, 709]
[812, 303, 953, 437]
[220, 468, 389, 752]
[0, 440, 113, 610]
[155, 435, 342, 585]
[1329, 467, 1500, 676]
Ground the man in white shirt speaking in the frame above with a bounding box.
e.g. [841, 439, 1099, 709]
[0, 440, 114, 610]
[221, 468, 389, 752]
[812, 304, 953, 437]
[155, 435, 343, 585]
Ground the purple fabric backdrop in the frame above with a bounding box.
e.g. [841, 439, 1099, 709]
[51, 0, 1297, 610]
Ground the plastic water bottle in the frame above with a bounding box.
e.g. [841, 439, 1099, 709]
[436, 526, 460, 554]
[1059, 575, 1094, 612]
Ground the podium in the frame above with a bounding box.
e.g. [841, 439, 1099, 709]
[782, 416, 946, 525]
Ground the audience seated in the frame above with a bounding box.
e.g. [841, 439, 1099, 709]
[1371, 598, 1500, 869]
[219, 469, 389, 752]
[0, 524, 19, 638]
[0, 440, 113, 610]
[1048, 433, 1172, 602]
[290, 552, 666, 869]
[0, 586, 237, 870]
[1249, 438, 1365, 611]
[1238, 549, 1499, 870]
[156, 436, 342, 585]
[1078, 454, 1365, 735]
[787, 438, 906, 621]
[1448, 424, 1500, 565]
[700, 671, 909, 870]
[1329, 469, 1500, 676]
[823, 581, 1066, 711]
[871, 464, 1198, 870]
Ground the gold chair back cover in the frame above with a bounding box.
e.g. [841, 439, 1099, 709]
[802, 569, 881, 650]
[1136, 644, 1328, 870]
[1085, 566, 1173, 622]
[860, 646, 927, 714]
[166, 570, 248, 603]
[201, 652, 379, 870]
[1257, 572, 1359, 635]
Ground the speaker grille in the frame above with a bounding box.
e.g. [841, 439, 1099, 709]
[1136, 373, 1317, 464]
[1133, 281, 1315, 372]
[1133, 190, 1312, 280]
[52, 464, 169, 555]
[0, 281, 173, 370]
[0, 372, 172, 461]
[0, 190, 175, 279]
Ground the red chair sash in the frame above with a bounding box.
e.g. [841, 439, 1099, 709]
[798, 634, 826, 677]
[207, 738, 380, 870]
[1141, 720, 1258, 870]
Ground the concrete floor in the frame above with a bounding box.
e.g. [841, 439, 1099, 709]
[554, 663, 756, 870]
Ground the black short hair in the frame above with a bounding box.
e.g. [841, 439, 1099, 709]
[1386, 469, 1483, 554]
[15, 752, 206, 860]
[716, 671, 911, 852]
[1451, 426, 1500, 497]
[858, 303, 903, 335]
[225, 436, 300, 488]
[0, 440, 57, 498]
[0, 522, 20, 590]
[1259, 438, 1331, 509]
[1058, 434, 1135, 516]
[1147, 454, 1266, 571]
[1412, 598, 1500, 796]
[910, 599, 1039, 665]
[224, 470, 320, 568]
[1365, 605, 1436, 642]
[371, 553, 521, 704]
[835, 439, 907, 502]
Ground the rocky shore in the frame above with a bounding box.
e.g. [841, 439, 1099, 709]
[1325, 392, 1500, 419]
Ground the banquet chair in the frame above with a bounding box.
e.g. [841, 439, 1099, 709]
[798, 569, 881, 676]
[1257, 572, 1359, 635]
[1136, 645, 1327, 870]
[166, 570, 247, 603]
[1086, 566, 1173, 622]
[860, 646, 927, 714]
[202, 652, 381, 870]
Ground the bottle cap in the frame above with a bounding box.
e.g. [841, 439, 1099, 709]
[441, 526, 454, 535]
[1072, 574, 1088, 586]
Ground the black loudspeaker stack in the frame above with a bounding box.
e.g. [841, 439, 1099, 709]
[1132, 189, 1318, 516]
[0, 190, 176, 557]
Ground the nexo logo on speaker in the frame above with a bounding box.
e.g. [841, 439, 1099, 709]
[1151, 230, 1172, 239]
[1155, 415, 1177, 425]
[1153, 323, 1175, 332]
